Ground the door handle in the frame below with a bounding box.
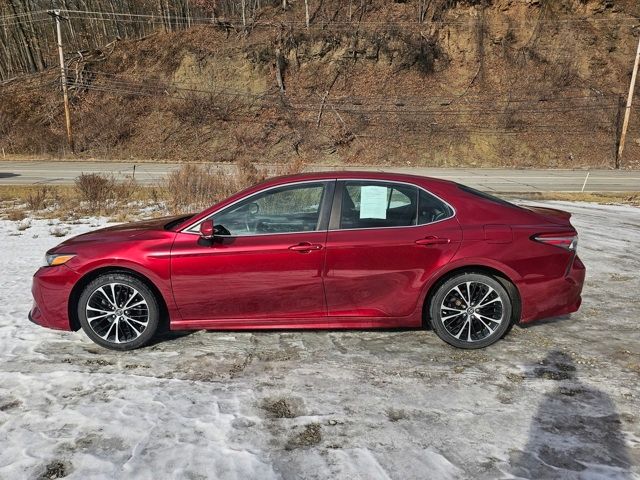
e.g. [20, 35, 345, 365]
[288, 242, 323, 252]
[415, 236, 450, 246]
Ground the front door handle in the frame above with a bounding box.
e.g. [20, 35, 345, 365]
[415, 236, 450, 246]
[289, 242, 323, 252]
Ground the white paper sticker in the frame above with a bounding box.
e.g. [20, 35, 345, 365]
[359, 186, 388, 219]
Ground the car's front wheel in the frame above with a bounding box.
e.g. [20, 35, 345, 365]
[77, 273, 160, 351]
[429, 273, 512, 349]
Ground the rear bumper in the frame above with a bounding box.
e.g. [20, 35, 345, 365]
[29, 265, 80, 331]
[519, 255, 585, 324]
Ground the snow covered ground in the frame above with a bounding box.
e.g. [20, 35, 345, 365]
[0, 201, 638, 480]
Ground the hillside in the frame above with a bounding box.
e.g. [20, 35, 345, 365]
[1, 0, 640, 168]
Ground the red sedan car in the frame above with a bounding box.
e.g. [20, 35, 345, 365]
[30, 171, 584, 350]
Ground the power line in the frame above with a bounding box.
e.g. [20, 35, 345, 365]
[55, 9, 640, 25]
[64, 76, 618, 124]
[0, 10, 48, 21]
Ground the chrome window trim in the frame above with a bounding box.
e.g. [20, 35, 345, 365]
[181, 177, 456, 237]
[329, 178, 456, 232]
[181, 179, 334, 236]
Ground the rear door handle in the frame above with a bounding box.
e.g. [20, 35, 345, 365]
[288, 242, 323, 252]
[415, 236, 450, 246]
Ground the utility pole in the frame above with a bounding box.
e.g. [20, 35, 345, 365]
[617, 34, 640, 167]
[48, 9, 74, 153]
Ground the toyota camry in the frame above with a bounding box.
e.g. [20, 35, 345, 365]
[30, 171, 585, 350]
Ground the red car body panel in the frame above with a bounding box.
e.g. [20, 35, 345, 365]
[30, 171, 585, 333]
[170, 231, 327, 325]
[323, 218, 462, 320]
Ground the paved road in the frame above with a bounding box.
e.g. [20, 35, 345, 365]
[0, 161, 638, 192]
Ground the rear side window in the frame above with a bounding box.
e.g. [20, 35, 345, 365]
[418, 189, 454, 224]
[337, 181, 453, 229]
[340, 181, 418, 229]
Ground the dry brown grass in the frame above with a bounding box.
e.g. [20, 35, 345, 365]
[6, 209, 27, 221]
[507, 192, 640, 206]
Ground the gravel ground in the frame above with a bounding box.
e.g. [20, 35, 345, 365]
[0, 201, 638, 479]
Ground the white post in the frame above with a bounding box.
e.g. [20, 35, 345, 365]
[581, 171, 590, 193]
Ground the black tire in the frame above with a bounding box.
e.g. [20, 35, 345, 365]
[77, 273, 160, 351]
[429, 272, 513, 349]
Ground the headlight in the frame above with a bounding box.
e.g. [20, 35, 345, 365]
[43, 253, 76, 267]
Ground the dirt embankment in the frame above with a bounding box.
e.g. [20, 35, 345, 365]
[1, 0, 640, 168]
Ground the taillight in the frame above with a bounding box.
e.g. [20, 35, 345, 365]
[533, 233, 578, 251]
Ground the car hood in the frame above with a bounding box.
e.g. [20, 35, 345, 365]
[55, 215, 187, 248]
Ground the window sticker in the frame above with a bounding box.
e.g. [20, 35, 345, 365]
[359, 186, 388, 219]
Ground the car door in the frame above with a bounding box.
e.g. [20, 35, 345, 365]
[323, 180, 462, 321]
[170, 180, 334, 325]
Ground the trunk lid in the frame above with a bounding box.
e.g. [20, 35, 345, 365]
[522, 206, 572, 226]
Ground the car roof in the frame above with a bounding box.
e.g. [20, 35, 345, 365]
[262, 170, 457, 188]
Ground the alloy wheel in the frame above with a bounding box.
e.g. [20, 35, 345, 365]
[85, 283, 150, 344]
[439, 280, 504, 343]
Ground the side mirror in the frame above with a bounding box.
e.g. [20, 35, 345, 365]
[199, 219, 215, 240]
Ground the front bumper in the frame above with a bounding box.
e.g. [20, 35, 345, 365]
[519, 255, 586, 324]
[29, 264, 81, 331]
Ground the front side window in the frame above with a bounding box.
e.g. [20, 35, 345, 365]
[214, 182, 326, 236]
[340, 181, 418, 229]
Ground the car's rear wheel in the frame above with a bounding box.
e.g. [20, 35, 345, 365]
[77, 273, 160, 351]
[429, 273, 512, 349]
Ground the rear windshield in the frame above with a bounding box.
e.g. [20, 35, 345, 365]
[457, 184, 521, 209]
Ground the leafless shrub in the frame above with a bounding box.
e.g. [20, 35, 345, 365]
[111, 178, 138, 203]
[26, 186, 50, 211]
[75, 173, 114, 210]
[74, 173, 138, 213]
